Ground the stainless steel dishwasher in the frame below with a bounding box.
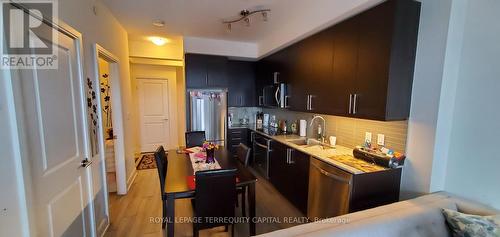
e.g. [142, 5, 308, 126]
[307, 158, 353, 220]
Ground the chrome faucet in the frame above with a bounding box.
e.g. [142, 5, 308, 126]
[309, 115, 326, 144]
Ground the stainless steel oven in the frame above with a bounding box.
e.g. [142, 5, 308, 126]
[251, 132, 272, 179]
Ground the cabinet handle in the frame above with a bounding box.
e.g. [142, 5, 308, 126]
[205, 74, 208, 85]
[284, 95, 290, 108]
[306, 95, 310, 110]
[259, 96, 264, 106]
[275, 86, 281, 105]
[349, 94, 353, 114]
[273, 72, 280, 84]
[353, 94, 358, 115]
[288, 149, 295, 164]
[309, 95, 315, 111]
[286, 149, 291, 164]
[239, 96, 243, 106]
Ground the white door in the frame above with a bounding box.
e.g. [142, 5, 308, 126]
[13, 21, 94, 236]
[137, 78, 170, 152]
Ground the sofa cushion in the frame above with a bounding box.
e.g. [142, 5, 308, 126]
[295, 199, 457, 237]
[257, 192, 455, 237]
[442, 208, 500, 237]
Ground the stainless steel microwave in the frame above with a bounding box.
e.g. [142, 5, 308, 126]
[260, 83, 287, 108]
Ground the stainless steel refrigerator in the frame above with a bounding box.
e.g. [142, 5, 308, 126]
[188, 90, 227, 145]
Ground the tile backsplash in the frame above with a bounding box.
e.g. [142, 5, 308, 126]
[228, 107, 262, 125]
[262, 108, 408, 152]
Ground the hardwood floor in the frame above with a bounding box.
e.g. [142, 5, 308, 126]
[105, 169, 305, 237]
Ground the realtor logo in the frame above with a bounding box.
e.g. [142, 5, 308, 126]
[1, 1, 58, 69]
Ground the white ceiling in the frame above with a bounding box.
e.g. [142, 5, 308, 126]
[101, 0, 383, 57]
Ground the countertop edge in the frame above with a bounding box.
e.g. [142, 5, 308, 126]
[246, 127, 366, 175]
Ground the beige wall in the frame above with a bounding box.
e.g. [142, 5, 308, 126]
[129, 38, 184, 60]
[57, 0, 138, 190]
[130, 64, 185, 150]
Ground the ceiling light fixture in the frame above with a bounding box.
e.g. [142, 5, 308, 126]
[223, 8, 271, 32]
[152, 20, 165, 27]
[149, 37, 168, 46]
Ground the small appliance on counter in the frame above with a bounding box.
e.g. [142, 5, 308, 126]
[263, 114, 270, 127]
[269, 115, 278, 128]
[353, 147, 406, 169]
[256, 112, 263, 129]
[279, 120, 287, 133]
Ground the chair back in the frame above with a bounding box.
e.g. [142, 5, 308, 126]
[185, 131, 206, 148]
[153, 146, 168, 195]
[236, 143, 251, 167]
[194, 169, 237, 229]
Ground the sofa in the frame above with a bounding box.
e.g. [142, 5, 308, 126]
[258, 192, 499, 237]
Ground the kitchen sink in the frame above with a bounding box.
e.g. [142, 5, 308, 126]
[286, 138, 320, 146]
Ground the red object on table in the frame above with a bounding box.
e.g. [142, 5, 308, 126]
[186, 175, 240, 190]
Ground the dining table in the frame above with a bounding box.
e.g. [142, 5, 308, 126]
[164, 147, 258, 237]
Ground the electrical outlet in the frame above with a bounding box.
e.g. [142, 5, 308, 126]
[377, 134, 385, 146]
[365, 132, 372, 143]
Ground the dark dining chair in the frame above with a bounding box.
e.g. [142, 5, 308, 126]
[193, 169, 237, 237]
[235, 143, 251, 217]
[185, 131, 206, 148]
[153, 146, 168, 229]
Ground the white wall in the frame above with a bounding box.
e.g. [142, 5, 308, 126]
[184, 36, 258, 58]
[129, 38, 184, 60]
[401, 0, 453, 199]
[58, 0, 137, 187]
[443, 0, 500, 209]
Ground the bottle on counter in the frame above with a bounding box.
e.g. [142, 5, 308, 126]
[256, 112, 263, 129]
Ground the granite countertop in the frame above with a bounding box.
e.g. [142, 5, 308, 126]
[244, 125, 387, 175]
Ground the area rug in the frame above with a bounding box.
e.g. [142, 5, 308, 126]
[137, 153, 156, 170]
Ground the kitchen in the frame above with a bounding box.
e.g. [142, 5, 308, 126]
[186, 0, 417, 222]
[4, 0, 499, 236]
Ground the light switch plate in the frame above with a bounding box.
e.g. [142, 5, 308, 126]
[377, 134, 385, 146]
[365, 132, 372, 143]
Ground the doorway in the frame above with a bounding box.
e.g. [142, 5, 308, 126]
[8, 14, 96, 236]
[91, 44, 127, 235]
[137, 78, 170, 152]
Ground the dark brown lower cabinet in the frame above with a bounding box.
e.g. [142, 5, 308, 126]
[269, 141, 402, 218]
[227, 128, 249, 157]
[269, 141, 310, 214]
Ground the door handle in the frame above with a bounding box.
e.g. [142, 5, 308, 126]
[81, 158, 93, 168]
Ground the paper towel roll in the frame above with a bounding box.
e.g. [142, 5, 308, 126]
[299, 120, 307, 137]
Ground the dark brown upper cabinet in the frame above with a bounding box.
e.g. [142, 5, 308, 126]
[185, 54, 228, 89]
[257, 0, 421, 121]
[352, 0, 421, 120]
[227, 60, 256, 107]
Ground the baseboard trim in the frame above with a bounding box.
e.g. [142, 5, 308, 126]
[126, 169, 138, 192]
